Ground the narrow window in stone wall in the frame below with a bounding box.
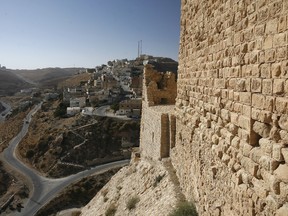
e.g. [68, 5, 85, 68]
[170, 115, 176, 148]
[152, 132, 154, 142]
[160, 98, 168, 105]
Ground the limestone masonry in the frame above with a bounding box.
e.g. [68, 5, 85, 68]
[171, 0, 288, 215]
[140, 65, 177, 161]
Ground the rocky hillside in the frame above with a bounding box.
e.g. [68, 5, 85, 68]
[80, 156, 186, 216]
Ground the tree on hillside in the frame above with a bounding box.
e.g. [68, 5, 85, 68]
[110, 103, 119, 113]
[54, 102, 68, 118]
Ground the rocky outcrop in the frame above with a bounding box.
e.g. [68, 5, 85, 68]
[80, 156, 183, 216]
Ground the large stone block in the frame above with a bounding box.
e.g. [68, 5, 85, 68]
[262, 79, 273, 95]
[279, 130, 288, 143]
[271, 63, 282, 77]
[238, 115, 251, 131]
[273, 79, 285, 94]
[242, 105, 251, 117]
[239, 92, 251, 105]
[279, 115, 288, 131]
[259, 155, 279, 172]
[281, 148, 288, 163]
[252, 94, 265, 109]
[266, 18, 278, 34]
[253, 121, 271, 138]
[272, 143, 284, 162]
[242, 142, 253, 157]
[278, 15, 287, 32]
[275, 97, 288, 113]
[263, 35, 273, 49]
[252, 178, 269, 198]
[273, 33, 287, 47]
[251, 78, 262, 92]
[285, 80, 288, 95]
[274, 164, 288, 183]
[265, 49, 276, 63]
[259, 138, 273, 155]
[260, 64, 271, 78]
[250, 147, 263, 163]
[276, 46, 287, 61]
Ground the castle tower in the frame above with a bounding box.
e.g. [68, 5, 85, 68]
[139, 64, 177, 160]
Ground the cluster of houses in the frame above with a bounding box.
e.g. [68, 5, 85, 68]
[62, 56, 148, 118]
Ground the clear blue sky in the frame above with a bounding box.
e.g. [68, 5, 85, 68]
[0, 0, 181, 69]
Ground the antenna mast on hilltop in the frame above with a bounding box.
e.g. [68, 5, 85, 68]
[138, 40, 142, 57]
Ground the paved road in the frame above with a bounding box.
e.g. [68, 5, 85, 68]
[1, 103, 129, 216]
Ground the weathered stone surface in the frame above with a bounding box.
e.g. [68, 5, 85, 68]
[253, 121, 271, 138]
[279, 115, 288, 131]
[274, 164, 288, 183]
[80, 160, 179, 216]
[172, 0, 288, 214]
[276, 204, 288, 216]
[272, 144, 284, 162]
[282, 148, 288, 163]
[259, 138, 273, 155]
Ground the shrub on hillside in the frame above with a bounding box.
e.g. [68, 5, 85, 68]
[126, 195, 140, 210]
[110, 103, 119, 113]
[54, 102, 68, 118]
[105, 203, 117, 216]
[169, 201, 198, 216]
[26, 150, 35, 158]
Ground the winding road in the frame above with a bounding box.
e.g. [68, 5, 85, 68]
[1, 103, 129, 216]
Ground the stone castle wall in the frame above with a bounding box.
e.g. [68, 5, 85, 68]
[171, 0, 288, 215]
[140, 65, 177, 161]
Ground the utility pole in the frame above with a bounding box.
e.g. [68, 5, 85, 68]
[138, 40, 142, 58]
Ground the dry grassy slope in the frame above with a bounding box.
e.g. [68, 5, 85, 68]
[11, 68, 83, 83]
[58, 72, 92, 88]
[0, 110, 29, 152]
[0, 69, 31, 96]
[18, 99, 140, 177]
[80, 158, 182, 216]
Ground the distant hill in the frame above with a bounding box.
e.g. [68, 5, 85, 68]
[0, 69, 32, 96]
[11, 67, 84, 88]
[0, 67, 85, 96]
